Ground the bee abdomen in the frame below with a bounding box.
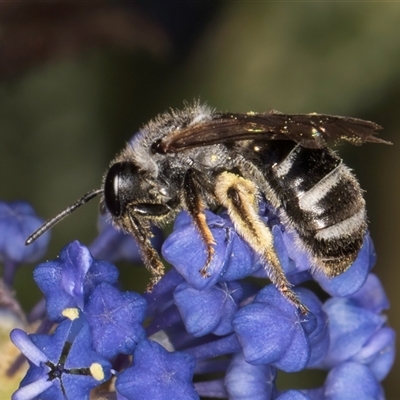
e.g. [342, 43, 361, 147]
[269, 145, 367, 276]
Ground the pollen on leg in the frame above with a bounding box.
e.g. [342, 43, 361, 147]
[214, 171, 309, 314]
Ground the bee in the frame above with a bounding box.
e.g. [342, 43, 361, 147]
[26, 101, 390, 313]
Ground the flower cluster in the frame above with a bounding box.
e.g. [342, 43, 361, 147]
[1, 199, 395, 400]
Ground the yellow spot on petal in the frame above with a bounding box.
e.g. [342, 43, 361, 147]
[62, 308, 79, 321]
[90, 363, 105, 381]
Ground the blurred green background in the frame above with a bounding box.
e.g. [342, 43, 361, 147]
[0, 2, 399, 398]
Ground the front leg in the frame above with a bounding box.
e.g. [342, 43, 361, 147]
[183, 169, 216, 277]
[125, 213, 165, 291]
[214, 171, 308, 314]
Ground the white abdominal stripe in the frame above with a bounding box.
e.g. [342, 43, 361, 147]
[298, 164, 344, 214]
[315, 208, 366, 241]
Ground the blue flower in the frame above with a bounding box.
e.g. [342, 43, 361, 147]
[276, 392, 311, 400]
[33, 240, 119, 322]
[303, 362, 385, 400]
[0, 201, 50, 264]
[85, 282, 147, 360]
[174, 280, 243, 336]
[162, 211, 260, 289]
[233, 285, 329, 372]
[318, 274, 395, 381]
[224, 352, 276, 399]
[10, 318, 111, 400]
[6, 200, 395, 399]
[0, 201, 50, 285]
[115, 339, 198, 400]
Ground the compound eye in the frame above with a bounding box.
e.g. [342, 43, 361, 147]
[104, 163, 123, 217]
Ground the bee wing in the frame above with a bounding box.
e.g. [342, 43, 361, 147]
[158, 111, 389, 153]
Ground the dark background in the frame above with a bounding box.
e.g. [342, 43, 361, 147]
[0, 2, 399, 398]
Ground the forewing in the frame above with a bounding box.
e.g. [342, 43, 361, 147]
[158, 111, 388, 153]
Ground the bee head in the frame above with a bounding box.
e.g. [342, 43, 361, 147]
[104, 161, 172, 219]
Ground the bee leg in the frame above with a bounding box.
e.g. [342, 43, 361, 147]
[214, 171, 309, 314]
[183, 169, 216, 277]
[127, 214, 165, 291]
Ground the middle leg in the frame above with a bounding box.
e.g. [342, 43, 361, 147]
[183, 169, 216, 277]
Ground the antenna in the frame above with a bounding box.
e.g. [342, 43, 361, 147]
[25, 188, 103, 245]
